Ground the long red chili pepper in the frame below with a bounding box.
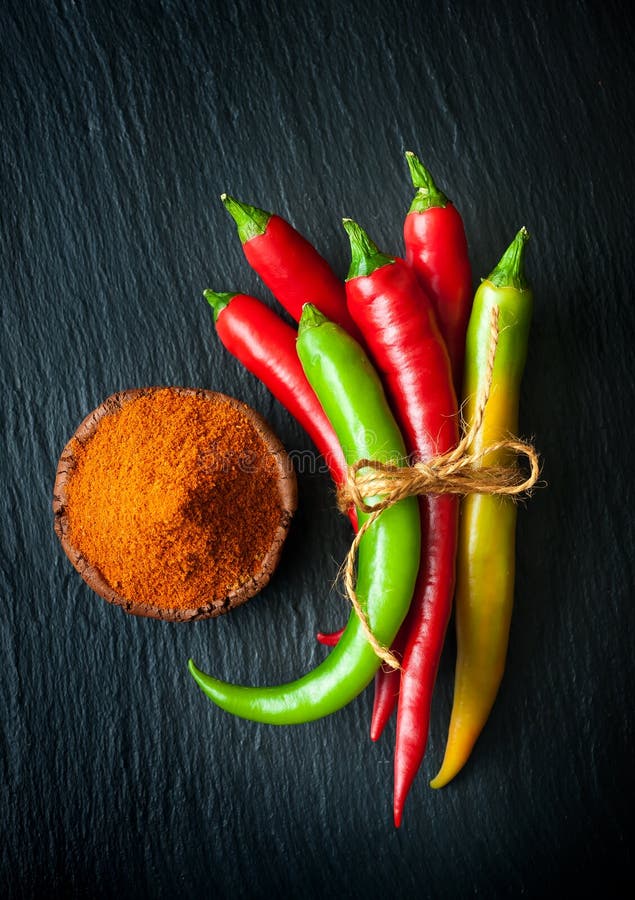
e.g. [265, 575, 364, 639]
[222, 194, 362, 341]
[403, 152, 472, 396]
[342, 220, 458, 828]
[369, 158, 473, 742]
[321, 158, 471, 654]
[203, 290, 356, 531]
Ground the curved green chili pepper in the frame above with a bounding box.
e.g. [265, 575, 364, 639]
[188, 304, 421, 724]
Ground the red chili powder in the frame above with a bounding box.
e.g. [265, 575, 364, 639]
[65, 388, 283, 611]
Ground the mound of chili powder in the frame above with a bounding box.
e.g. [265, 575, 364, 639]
[64, 388, 285, 613]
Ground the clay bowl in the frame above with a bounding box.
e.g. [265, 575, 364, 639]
[53, 386, 298, 621]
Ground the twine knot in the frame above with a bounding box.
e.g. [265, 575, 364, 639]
[336, 306, 541, 670]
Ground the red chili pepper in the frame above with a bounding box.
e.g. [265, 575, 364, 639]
[222, 194, 362, 341]
[316, 627, 344, 647]
[403, 152, 472, 394]
[369, 626, 408, 741]
[368, 156, 473, 745]
[342, 220, 458, 828]
[203, 290, 356, 532]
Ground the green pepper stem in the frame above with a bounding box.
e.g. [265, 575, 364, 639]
[221, 194, 271, 243]
[298, 303, 328, 334]
[342, 219, 394, 280]
[203, 290, 236, 322]
[486, 227, 530, 291]
[405, 151, 449, 213]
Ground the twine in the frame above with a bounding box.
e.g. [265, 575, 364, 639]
[336, 306, 540, 670]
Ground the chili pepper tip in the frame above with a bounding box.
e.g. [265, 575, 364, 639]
[298, 303, 328, 333]
[342, 219, 393, 280]
[221, 194, 271, 243]
[486, 227, 530, 292]
[406, 152, 449, 211]
[188, 658, 200, 680]
[189, 658, 220, 697]
[203, 289, 235, 321]
[430, 742, 472, 788]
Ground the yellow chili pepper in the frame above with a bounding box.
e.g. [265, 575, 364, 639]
[431, 227, 533, 788]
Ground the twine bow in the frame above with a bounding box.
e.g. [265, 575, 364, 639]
[335, 306, 540, 670]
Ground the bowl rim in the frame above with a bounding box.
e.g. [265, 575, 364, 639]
[52, 386, 298, 621]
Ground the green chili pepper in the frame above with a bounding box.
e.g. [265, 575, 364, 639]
[188, 304, 421, 724]
[431, 227, 533, 788]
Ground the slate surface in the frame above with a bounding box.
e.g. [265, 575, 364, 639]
[2, 1, 634, 897]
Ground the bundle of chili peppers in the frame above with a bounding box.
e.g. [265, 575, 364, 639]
[190, 152, 537, 826]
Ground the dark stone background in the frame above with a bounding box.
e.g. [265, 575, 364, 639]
[2, 1, 634, 897]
